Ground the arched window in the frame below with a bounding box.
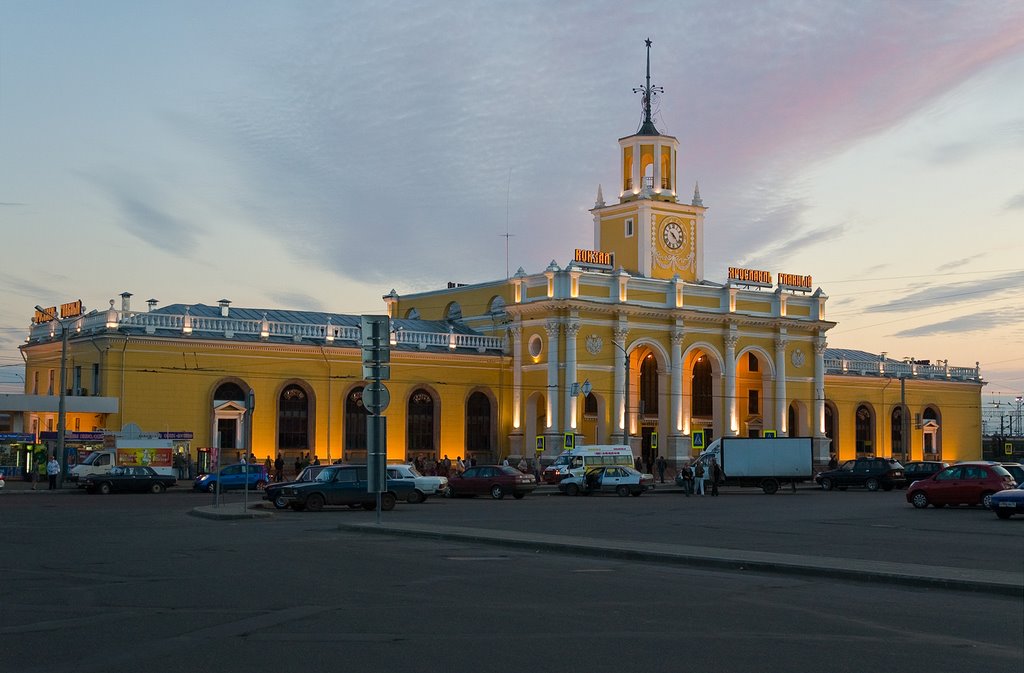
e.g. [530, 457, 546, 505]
[923, 406, 940, 456]
[788, 403, 798, 436]
[344, 387, 370, 454]
[824, 403, 836, 445]
[278, 385, 309, 451]
[855, 405, 874, 456]
[214, 382, 245, 401]
[691, 355, 712, 417]
[639, 354, 658, 416]
[407, 389, 435, 457]
[465, 392, 491, 453]
[584, 392, 598, 417]
[445, 302, 462, 321]
[891, 407, 904, 457]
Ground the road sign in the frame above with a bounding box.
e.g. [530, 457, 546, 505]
[691, 431, 705, 450]
[1006, 442, 1014, 456]
[581, 379, 592, 396]
[563, 432, 575, 450]
[650, 431, 658, 449]
[535, 436, 544, 453]
[363, 382, 390, 414]
[764, 430, 777, 438]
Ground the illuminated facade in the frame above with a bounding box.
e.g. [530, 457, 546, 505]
[18, 47, 983, 469]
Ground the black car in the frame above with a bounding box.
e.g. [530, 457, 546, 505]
[815, 458, 906, 491]
[279, 464, 414, 512]
[82, 466, 177, 495]
[902, 460, 950, 488]
[264, 464, 327, 509]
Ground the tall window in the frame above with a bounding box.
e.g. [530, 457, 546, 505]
[344, 387, 369, 452]
[278, 385, 308, 450]
[215, 382, 245, 402]
[407, 389, 435, 457]
[891, 407, 904, 456]
[824, 404, 835, 445]
[584, 392, 598, 417]
[748, 352, 758, 372]
[788, 404, 797, 436]
[465, 392, 491, 453]
[748, 389, 759, 415]
[692, 355, 712, 417]
[639, 354, 658, 415]
[92, 364, 100, 394]
[855, 405, 873, 455]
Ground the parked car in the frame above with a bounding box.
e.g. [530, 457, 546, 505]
[815, 458, 906, 491]
[264, 464, 328, 509]
[988, 482, 1024, 519]
[386, 464, 448, 503]
[999, 462, 1024, 485]
[906, 462, 1016, 509]
[558, 466, 654, 497]
[444, 465, 536, 500]
[82, 466, 177, 494]
[902, 460, 950, 487]
[278, 464, 414, 512]
[193, 463, 269, 493]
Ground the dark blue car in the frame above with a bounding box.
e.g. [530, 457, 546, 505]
[988, 483, 1024, 519]
[193, 463, 268, 492]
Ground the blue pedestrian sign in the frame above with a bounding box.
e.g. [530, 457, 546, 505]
[691, 431, 705, 450]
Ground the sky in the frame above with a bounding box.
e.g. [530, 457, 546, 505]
[1, 0, 1023, 426]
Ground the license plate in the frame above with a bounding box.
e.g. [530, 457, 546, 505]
[999, 502, 1016, 508]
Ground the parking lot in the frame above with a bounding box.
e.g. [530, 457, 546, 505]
[1, 484, 1021, 673]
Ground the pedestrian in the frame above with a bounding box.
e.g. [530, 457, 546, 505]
[186, 452, 193, 480]
[634, 456, 643, 472]
[456, 456, 466, 474]
[645, 455, 654, 475]
[502, 457, 510, 466]
[46, 455, 60, 490]
[656, 455, 667, 483]
[710, 458, 724, 496]
[442, 454, 452, 477]
[517, 456, 528, 473]
[313, 455, 320, 466]
[294, 455, 301, 478]
[693, 459, 705, 496]
[274, 453, 284, 482]
[532, 458, 542, 483]
[828, 452, 838, 470]
[681, 460, 694, 496]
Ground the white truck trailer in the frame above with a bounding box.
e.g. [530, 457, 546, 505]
[696, 437, 813, 494]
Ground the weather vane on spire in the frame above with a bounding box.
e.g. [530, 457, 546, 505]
[633, 38, 663, 135]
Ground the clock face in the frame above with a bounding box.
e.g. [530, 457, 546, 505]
[662, 221, 684, 250]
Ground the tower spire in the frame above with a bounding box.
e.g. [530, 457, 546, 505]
[633, 38, 663, 135]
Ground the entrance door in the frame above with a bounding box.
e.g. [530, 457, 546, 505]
[218, 419, 237, 449]
[641, 426, 655, 470]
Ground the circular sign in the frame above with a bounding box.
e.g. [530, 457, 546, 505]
[363, 382, 390, 414]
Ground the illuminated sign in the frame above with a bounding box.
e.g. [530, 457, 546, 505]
[34, 307, 57, 324]
[728, 267, 772, 288]
[574, 249, 614, 268]
[777, 273, 813, 291]
[61, 300, 83, 319]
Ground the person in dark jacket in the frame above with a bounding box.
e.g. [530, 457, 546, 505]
[710, 458, 724, 496]
[655, 455, 667, 483]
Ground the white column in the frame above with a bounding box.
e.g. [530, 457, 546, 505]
[814, 336, 827, 437]
[774, 334, 788, 436]
[724, 331, 738, 436]
[670, 329, 684, 435]
[545, 320, 561, 433]
[511, 325, 522, 431]
[654, 141, 662, 192]
[564, 320, 580, 431]
[613, 326, 628, 442]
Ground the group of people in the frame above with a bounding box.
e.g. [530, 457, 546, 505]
[676, 458, 725, 496]
[633, 455, 672, 483]
[413, 454, 475, 477]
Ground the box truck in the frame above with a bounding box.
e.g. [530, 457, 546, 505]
[695, 437, 813, 494]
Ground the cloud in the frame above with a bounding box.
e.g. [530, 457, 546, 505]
[1006, 190, 1024, 210]
[264, 291, 324, 312]
[935, 253, 987, 272]
[110, 194, 200, 255]
[892, 307, 1024, 337]
[863, 272, 1024, 313]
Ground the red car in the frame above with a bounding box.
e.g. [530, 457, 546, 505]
[906, 461, 1016, 509]
[444, 465, 536, 500]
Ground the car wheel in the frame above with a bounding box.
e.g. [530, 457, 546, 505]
[981, 492, 995, 509]
[995, 509, 1013, 519]
[205, 482, 216, 493]
[381, 493, 396, 511]
[513, 492, 525, 500]
[305, 493, 325, 512]
[273, 495, 289, 510]
[820, 478, 833, 491]
[616, 485, 630, 497]
[255, 480, 267, 491]
[565, 483, 579, 497]
[407, 490, 425, 504]
[762, 479, 779, 495]
[490, 485, 505, 500]
[910, 491, 929, 509]
[865, 478, 880, 492]
[98, 482, 111, 495]
[150, 482, 165, 494]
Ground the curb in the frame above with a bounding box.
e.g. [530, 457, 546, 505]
[337, 521, 1023, 597]
[188, 503, 273, 520]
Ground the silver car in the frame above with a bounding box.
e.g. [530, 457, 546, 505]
[558, 466, 655, 497]
[386, 464, 448, 503]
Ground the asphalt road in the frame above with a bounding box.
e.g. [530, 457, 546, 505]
[1, 487, 1021, 673]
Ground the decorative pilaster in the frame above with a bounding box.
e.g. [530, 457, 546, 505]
[813, 336, 827, 438]
[564, 320, 580, 432]
[670, 329, 684, 436]
[511, 325, 523, 432]
[613, 325, 629, 443]
[774, 333, 788, 436]
[545, 320, 561, 434]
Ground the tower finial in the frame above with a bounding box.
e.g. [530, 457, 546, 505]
[692, 181, 703, 207]
[633, 38, 663, 135]
[595, 184, 605, 208]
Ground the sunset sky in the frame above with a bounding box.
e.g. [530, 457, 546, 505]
[2, 1, 1023, 429]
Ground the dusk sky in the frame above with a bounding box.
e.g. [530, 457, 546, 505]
[2, 1, 1023, 424]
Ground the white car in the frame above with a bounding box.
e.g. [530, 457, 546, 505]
[386, 464, 448, 503]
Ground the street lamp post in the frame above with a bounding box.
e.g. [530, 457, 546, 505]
[35, 305, 70, 488]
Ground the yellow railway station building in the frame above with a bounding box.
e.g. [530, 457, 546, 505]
[16, 52, 983, 474]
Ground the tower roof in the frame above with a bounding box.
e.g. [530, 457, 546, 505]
[632, 38, 664, 136]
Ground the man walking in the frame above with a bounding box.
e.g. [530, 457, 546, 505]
[274, 453, 285, 482]
[46, 455, 60, 490]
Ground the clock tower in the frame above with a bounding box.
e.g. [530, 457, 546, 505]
[591, 39, 706, 282]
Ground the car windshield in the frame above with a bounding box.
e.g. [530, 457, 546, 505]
[550, 455, 571, 467]
[314, 468, 338, 482]
[109, 466, 125, 475]
[405, 466, 423, 477]
[81, 452, 105, 466]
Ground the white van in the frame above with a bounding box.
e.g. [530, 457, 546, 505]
[542, 445, 635, 484]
